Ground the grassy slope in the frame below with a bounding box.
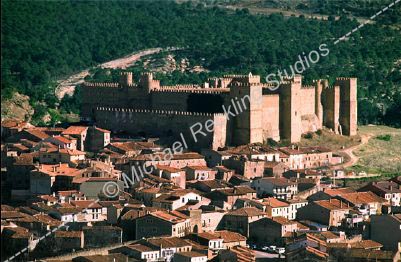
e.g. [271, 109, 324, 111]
[352, 125, 401, 174]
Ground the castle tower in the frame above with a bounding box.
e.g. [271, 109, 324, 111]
[314, 79, 327, 130]
[139, 72, 160, 92]
[336, 78, 357, 136]
[279, 75, 303, 143]
[119, 72, 133, 86]
[322, 85, 340, 134]
[228, 76, 263, 146]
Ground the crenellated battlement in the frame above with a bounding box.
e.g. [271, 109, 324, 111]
[152, 87, 230, 94]
[83, 82, 120, 88]
[95, 107, 225, 117]
[301, 85, 315, 89]
[336, 77, 356, 81]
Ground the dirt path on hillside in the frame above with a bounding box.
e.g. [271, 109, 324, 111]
[217, 4, 371, 24]
[333, 133, 373, 170]
[55, 47, 177, 99]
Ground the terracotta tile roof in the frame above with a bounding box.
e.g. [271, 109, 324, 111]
[51, 135, 74, 144]
[94, 127, 111, 133]
[327, 240, 383, 250]
[196, 232, 222, 240]
[57, 190, 80, 197]
[62, 126, 88, 135]
[38, 194, 58, 202]
[149, 210, 188, 224]
[305, 246, 329, 258]
[227, 207, 266, 217]
[343, 249, 397, 260]
[185, 166, 211, 171]
[25, 129, 50, 140]
[109, 141, 157, 152]
[71, 200, 102, 209]
[324, 187, 356, 196]
[35, 163, 81, 177]
[1, 211, 29, 219]
[260, 177, 297, 186]
[338, 192, 387, 205]
[214, 230, 247, 243]
[217, 186, 256, 196]
[262, 197, 289, 208]
[1, 119, 28, 128]
[156, 165, 182, 173]
[55, 231, 82, 238]
[279, 146, 331, 155]
[368, 181, 401, 193]
[3, 226, 31, 239]
[272, 216, 295, 225]
[34, 214, 63, 227]
[146, 237, 191, 248]
[314, 199, 350, 210]
[127, 243, 156, 252]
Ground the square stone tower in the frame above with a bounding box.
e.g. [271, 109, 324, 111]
[228, 74, 264, 146]
[279, 75, 303, 143]
[336, 78, 358, 136]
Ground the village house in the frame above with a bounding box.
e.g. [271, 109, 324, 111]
[278, 146, 333, 170]
[130, 152, 207, 171]
[1, 119, 32, 139]
[334, 191, 387, 217]
[184, 166, 216, 181]
[71, 200, 105, 222]
[185, 232, 225, 252]
[222, 155, 265, 179]
[135, 210, 191, 239]
[174, 251, 208, 262]
[251, 177, 298, 200]
[205, 186, 257, 209]
[297, 199, 351, 227]
[85, 126, 111, 152]
[307, 187, 356, 202]
[222, 207, 267, 237]
[39, 148, 86, 165]
[30, 163, 80, 195]
[111, 236, 193, 262]
[249, 216, 298, 246]
[200, 210, 226, 232]
[152, 189, 205, 211]
[44, 135, 77, 150]
[107, 141, 162, 157]
[188, 180, 230, 193]
[213, 166, 235, 181]
[62, 126, 89, 151]
[153, 165, 186, 189]
[358, 181, 401, 206]
[264, 161, 289, 177]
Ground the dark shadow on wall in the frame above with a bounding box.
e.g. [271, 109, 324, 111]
[187, 93, 224, 113]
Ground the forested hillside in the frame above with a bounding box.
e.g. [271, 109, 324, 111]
[2, 0, 400, 126]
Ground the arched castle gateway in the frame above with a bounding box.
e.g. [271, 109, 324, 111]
[81, 72, 357, 150]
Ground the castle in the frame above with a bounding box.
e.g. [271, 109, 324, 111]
[81, 72, 357, 149]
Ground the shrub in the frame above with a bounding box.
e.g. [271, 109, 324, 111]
[375, 134, 391, 141]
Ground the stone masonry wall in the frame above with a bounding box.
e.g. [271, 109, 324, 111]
[94, 107, 227, 150]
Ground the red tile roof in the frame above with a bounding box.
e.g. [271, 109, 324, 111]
[62, 126, 88, 135]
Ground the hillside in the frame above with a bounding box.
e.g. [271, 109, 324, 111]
[1, 0, 401, 126]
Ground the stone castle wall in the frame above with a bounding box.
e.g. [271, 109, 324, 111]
[94, 107, 227, 150]
[82, 72, 357, 147]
